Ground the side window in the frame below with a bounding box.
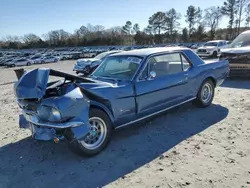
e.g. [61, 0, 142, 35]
[139, 58, 156, 80]
[181, 54, 191, 71]
[149, 53, 183, 78]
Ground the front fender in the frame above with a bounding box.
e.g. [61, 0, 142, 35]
[90, 100, 115, 124]
[41, 87, 91, 141]
[41, 87, 90, 123]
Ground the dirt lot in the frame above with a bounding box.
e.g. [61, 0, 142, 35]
[0, 61, 250, 188]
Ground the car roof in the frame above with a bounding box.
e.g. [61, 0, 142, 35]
[241, 30, 250, 34]
[109, 47, 190, 57]
[207, 40, 226, 43]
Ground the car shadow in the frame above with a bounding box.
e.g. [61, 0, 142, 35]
[221, 78, 250, 89]
[0, 103, 228, 188]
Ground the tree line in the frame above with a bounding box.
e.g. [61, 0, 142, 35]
[1, 0, 250, 49]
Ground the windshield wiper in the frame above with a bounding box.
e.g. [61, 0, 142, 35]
[97, 75, 123, 82]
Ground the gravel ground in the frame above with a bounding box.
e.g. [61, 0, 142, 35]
[0, 61, 250, 188]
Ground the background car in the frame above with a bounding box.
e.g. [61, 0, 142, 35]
[30, 55, 43, 64]
[73, 50, 123, 75]
[41, 56, 60, 63]
[220, 30, 250, 77]
[5, 57, 33, 67]
[197, 40, 228, 58]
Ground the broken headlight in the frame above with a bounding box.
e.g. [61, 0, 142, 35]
[37, 105, 61, 122]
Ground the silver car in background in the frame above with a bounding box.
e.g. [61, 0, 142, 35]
[73, 50, 123, 75]
[5, 57, 34, 67]
[41, 56, 60, 63]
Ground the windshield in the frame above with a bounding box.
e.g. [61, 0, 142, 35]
[30, 56, 40, 59]
[94, 51, 115, 60]
[230, 33, 250, 48]
[92, 55, 142, 80]
[204, 42, 218, 47]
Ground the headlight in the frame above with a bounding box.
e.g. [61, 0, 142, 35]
[37, 105, 61, 122]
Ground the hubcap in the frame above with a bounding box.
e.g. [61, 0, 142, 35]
[81, 117, 107, 150]
[201, 83, 213, 103]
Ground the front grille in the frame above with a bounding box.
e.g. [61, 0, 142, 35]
[198, 49, 207, 53]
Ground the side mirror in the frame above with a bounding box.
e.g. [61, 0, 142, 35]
[148, 71, 156, 80]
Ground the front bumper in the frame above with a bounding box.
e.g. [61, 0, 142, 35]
[229, 65, 250, 77]
[20, 110, 90, 141]
[197, 51, 213, 57]
[22, 110, 84, 128]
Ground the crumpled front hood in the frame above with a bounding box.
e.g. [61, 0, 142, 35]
[14, 68, 95, 100]
[14, 68, 50, 100]
[221, 47, 250, 54]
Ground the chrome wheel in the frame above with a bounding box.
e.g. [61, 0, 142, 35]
[201, 83, 213, 103]
[81, 117, 107, 150]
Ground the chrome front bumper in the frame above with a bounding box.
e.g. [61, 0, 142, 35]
[20, 110, 90, 141]
[22, 110, 85, 128]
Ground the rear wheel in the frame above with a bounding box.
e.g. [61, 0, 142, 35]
[68, 108, 112, 156]
[26, 62, 31, 66]
[193, 79, 215, 108]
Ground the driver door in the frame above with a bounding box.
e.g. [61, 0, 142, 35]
[134, 52, 192, 118]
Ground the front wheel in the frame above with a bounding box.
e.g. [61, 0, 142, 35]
[68, 108, 112, 156]
[193, 79, 215, 108]
[212, 51, 218, 58]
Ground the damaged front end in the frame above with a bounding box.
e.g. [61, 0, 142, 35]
[220, 50, 250, 77]
[14, 68, 93, 142]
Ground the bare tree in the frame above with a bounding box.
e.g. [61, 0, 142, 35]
[203, 6, 222, 39]
[23, 33, 41, 45]
[235, 0, 250, 35]
[245, 3, 250, 26]
[185, 6, 203, 40]
[166, 8, 181, 42]
[221, 0, 238, 38]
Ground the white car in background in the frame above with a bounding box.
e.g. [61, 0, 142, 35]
[197, 40, 228, 58]
[41, 56, 60, 63]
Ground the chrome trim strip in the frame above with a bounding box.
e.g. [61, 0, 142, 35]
[22, 110, 84, 128]
[115, 97, 196, 129]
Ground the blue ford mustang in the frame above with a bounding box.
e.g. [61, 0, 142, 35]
[14, 47, 229, 156]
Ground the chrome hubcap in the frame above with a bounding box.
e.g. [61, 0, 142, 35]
[81, 117, 107, 150]
[201, 83, 213, 103]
